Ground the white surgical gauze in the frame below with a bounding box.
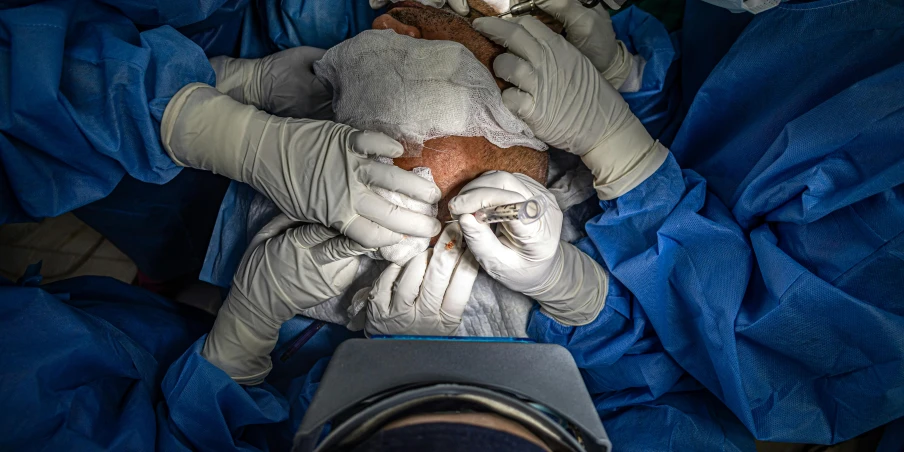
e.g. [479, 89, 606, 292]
[314, 29, 546, 156]
[366, 158, 437, 265]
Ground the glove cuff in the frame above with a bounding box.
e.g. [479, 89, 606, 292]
[528, 243, 608, 326]
[209, 56, 264, 110]
[618, 54, 646, 94]
[600, 40, 634, 90]
[201, 291, 276, 385]
[581, 116, 667, 200]
[160, 83, 273, 183]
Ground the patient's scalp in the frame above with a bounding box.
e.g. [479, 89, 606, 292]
[395, 136, 547, 223]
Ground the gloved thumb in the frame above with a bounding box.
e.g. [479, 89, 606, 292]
[350, 130, 404, 158]
[312, 235, 371, 265]
[458, 213, 510, 264]
[448, 187, 527, 217]
[248, 214, 303, 250]
[535, 0, 606, 31]
[289, 223, 341, 248]
[447, 0, 469, 15]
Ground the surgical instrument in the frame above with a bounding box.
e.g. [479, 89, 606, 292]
[495, 0, 601, 17]
[449, 195, 548, 225]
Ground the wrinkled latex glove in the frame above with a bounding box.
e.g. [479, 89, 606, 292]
[534, 0, 635, 89]
[161, 83, 442, 249]
[209, 46, 333, 120]
[370, 0, 469, 15]
[202, 215, 369, 384]
[449, 171, 607, 326]
[472, 16, 667, 199]
[366, 224, 479, 336]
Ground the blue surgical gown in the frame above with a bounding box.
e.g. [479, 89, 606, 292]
[532, 0, 904, 445]
[0, 0, 379, 280]
[2, 0, 903, 450]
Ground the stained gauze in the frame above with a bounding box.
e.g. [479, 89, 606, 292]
[313, 29, 547, 156]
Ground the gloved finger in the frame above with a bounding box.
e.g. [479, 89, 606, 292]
[512, 15, 561, 42]
[360, 161, 442, 204]
[248, 214, 304, 250]
[343, 216, 404, 248]
[535, 0, 602, 36]
[357, 193, 443, 238]
[310, 234, 371, 265]
[417, 225, 466, 316]
[282, 46, 328, 66]
[390, 250, 431, 317]
[441, 249, 478, 321]
[370, 263, 403, 319]
[510, 172, 551, 196]
[318, 253, 364, 299]
[458, 214, 518, 267]
[448, 187, 527, 217]
[349, 130, 405, 158]
[370, 0, 390, 9]
[500, 87, 536, 119]
[453, 170, 537, 202]
[289, 223, 343, 248]
[472, 17, 544, 64]
[493, 53, 538, 95]
[448, 0, 470, 15]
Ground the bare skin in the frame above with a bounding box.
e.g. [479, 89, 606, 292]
[371, 1, 549, 235]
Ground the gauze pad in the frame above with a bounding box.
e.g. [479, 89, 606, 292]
[314, 29, 546, 156]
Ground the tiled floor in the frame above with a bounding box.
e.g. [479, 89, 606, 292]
[0, 213, 137, 284]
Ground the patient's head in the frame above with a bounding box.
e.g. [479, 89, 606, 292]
[373, 1, 508, 88]
[370, 2, 549, 223]
[315, 3, 549, 243]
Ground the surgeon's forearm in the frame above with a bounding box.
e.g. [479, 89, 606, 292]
[202, 293, 280, 385]
[601, 40, 635, 91]
[529, 243, 609, 326]
[160, 83, 264, 181]
[582, 129, 669, 201]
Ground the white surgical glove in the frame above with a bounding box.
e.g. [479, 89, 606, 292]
[449, 171, 607, 326]
[534, 0, 637, 90]
[210, 46, 333, 120]
[366, 224, 479, 336]
[472, 16, 667, 199]
[369, 0, 469, 15]
[202, 215, 368, 384]
[161, 83, 442, 249]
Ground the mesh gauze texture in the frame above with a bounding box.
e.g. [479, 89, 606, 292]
[314, 29, 547, 155]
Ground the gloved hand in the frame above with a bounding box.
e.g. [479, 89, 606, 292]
[449, 171, 607, 326]
[369, 0, 469, 15]
[209, 46, 333, 120]
[366, 224, 479, 336]
[161, 83, 442, 249]
[534, 0, 636, 90]
[202, 215, 369, 384]
[472, 16, 667, 199]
